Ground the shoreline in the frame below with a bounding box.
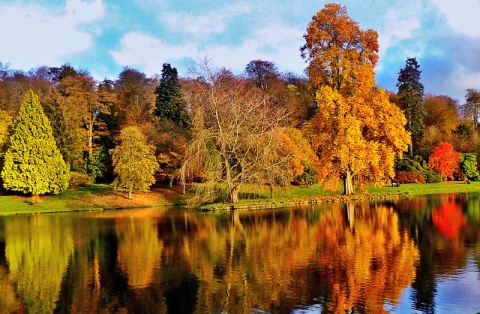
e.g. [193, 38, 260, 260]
[1, 181, 479, 216]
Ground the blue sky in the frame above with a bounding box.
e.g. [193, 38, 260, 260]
[1, 0, 479, 102]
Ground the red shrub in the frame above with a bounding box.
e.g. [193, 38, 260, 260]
[394, 171, 426, 184]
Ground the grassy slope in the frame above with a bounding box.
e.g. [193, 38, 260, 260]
[0, 184, 190, 215]
[1, 181, 480, 215]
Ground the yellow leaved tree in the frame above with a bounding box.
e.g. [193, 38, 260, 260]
[301, 3, 410, 194]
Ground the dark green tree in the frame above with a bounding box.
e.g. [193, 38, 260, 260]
[112, 126, 159, 200]
[1, 90, 70, 195]
[154, 63, 190, 127]
[397, 57, 425, 156]
[463, 89, 480, 130]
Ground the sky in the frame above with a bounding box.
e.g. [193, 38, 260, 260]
[0, 0, 479, 102]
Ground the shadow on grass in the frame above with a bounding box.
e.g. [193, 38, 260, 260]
[239, 192, 268, 200]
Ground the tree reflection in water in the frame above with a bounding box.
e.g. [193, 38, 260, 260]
[0, 196, 479, 313]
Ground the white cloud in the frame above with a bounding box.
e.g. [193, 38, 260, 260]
[110, 32, 196, 75]
[209, 24, 305, 73]
[430, 0, 480, 37]
[161, 2, 252, 39]
[111, 24, 306, 77]
[0, 0, 104, 70]
[66, 0, 104, 23]
[378, 9, 421, 57]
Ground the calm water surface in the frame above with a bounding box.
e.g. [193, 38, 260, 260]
[0, 193, 479, 313]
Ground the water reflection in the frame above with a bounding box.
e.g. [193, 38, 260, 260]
[0, 194, 479, 313]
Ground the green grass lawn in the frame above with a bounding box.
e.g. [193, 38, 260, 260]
[368, 181, 480, 196]
[0, 185, 112, 215]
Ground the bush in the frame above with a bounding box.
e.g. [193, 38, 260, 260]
[69, 171, 94, 188]
[395, 155, 443, 183]
[424, 169, 443, 183]
[394, 171, 426, 184]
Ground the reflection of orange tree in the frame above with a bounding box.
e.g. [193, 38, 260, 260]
[431, 195, 465, 239]
[170, 204, 419, 313]
[315, 203, 419, 313]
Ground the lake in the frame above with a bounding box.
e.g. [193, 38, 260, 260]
[0, 193, 479, 313]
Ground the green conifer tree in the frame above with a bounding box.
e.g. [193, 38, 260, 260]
[1, 90, 70, 195]
[112, 126, 159, 200]
[154, 63, 190, 127]
[397, 57, 425, 156]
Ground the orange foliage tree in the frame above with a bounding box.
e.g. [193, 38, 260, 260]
[427, 141, 460, 180]
[301, 3, 410, 194]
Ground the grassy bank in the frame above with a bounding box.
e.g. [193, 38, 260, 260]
[1, 181, 480, 215]
[201, 181, 480, 211]
[0, 183, 190, 216]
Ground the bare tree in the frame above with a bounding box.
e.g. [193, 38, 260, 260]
[182, 62, 290, 204]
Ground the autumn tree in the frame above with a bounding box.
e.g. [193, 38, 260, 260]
[112, 126, 159, 200]
[0, 68, 52, 113]
[419, 94, 459, 158]
[463, 89, 480, 130]
[428, 142, 460, 180]
[244, 60, 280, 91]
[301, 3, 410, 195]
[423, 94, 459, 139]
[115, 67, 156, 127]
[397, 57, 425, 155]
[1, 90, 70, 195]
[154, 63, 190, 128]
[182, 64, 289, 203]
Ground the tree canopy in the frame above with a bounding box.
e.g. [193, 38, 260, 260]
[302, 3, 410, 195]
[1, 90, 70, 195]
[112, 126, 159, 200]
[428, 142, 460, 180]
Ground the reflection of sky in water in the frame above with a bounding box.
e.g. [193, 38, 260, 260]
[386, 254, 480, 313]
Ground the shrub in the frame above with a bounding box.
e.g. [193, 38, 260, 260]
[424, 169, 443, 183]
[395, 155, 443, 183]
[69, 171, 94, 188]
[394, 171, 426, 184]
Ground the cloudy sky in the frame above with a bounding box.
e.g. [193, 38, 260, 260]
[1, 0, 479, 101]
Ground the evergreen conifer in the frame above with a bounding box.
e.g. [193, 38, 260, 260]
[1, 90, 70, 195]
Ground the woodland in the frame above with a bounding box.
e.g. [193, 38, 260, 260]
[1, 3, 480, 204]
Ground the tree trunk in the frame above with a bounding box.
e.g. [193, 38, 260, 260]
[128, 186, 132, 200]
[346, 202, 355, 230]
[229, 186, 239, 203]
[344, 170, 354, 195]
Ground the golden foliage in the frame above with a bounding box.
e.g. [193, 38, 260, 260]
[5, 215, 74, 313]
[116, 218, 163, 288]
[302, 3, 410, 193]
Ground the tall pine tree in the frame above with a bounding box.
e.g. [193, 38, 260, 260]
[397, 57, 425, 156]
[1, 90, 70, 195]
[154, 63, 190, 127]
